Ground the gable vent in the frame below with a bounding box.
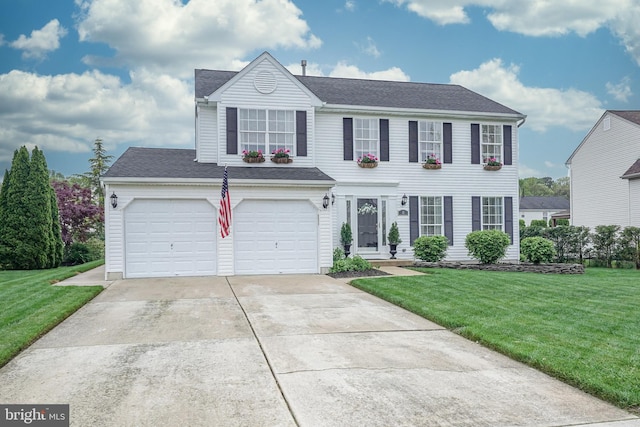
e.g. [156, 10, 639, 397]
[254, 71, 277, 94]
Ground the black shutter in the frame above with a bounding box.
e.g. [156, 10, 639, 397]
[409, 121, 418, 162]
[443, 123, 452, 164]
[503, 125, 512, 166]
[379, 119, 389, 161]
[296, 111, 307, 157]
[226, 107, 238, 155]
[343, 118, 353, 161]
[471, 123, 480, 164]
[444, 196, 453, 246]
[409, 196, 419, 245]
[472, 196, 481, 231]
[504, 196, 513, 244]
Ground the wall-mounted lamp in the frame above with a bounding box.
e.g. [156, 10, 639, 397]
[322, 194, 330, 209]
[401, 194, 408, 206]
[331, 193, 335, 205]
[110, 192, 118, 209]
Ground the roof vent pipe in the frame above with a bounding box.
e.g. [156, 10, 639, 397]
[301, 60, 307, 76]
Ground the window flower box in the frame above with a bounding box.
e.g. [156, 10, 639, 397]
[242, 149, 265, 163]
[357, 153, 378, 168]
[271, 148, 292, 164]
[483, 157, 502, 171]
[423, 154, 442, 169]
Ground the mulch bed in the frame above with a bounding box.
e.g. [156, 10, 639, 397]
[327, 269, 391, 279]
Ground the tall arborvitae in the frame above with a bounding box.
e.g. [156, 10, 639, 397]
[49, 185, 64, 267]
[25, 147, 53, 269]
[0, 169, 10, 268]
[0, 147, 31, 269]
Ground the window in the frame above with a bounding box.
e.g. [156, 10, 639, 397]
[239, 109, 294, 155]
[420, 196, 443, 236]
[419, 121, 442, 162]
[481, 124, 502, 164]
[482, 197, 503, 230]
[354, 118, 378, 160]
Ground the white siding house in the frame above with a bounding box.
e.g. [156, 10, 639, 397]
[519, 197, 570, 226]
[566, 110, 640, 230]
[102, 52, 526, 279]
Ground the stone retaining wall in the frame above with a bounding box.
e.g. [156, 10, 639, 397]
[413, 261, 585, 274]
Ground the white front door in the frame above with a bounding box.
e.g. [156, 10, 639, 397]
[234, 200, 318, 275]
[124, 199, 217, 278]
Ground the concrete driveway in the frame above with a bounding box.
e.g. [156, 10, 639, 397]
[0, 271, 638, 427]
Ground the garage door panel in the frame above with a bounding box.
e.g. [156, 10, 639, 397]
[125, 199, 216, 278]
[235, 200, 318, 275]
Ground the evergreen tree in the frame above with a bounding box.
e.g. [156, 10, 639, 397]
[25, 147, 53, 269]
[49, 186, 64, 267]
[0, 147, 31, 269]
[0, 169, 10, 267]
[81, 138, 113, 209]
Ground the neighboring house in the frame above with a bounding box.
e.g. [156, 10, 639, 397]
[102, 52, 526, 279]
[519, 196, 570, 225]
[566, 110, 640, 230]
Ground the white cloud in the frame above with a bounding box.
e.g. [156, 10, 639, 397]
[10, 19, 68, 59]
[386, 1, 640, 65]
[519, 164, 543, 178]
[345, 1, 356, 12]
[0, 69, 193, 160]
[75, 0, 321, 77]
[449, 58, 603, 132]
[361, 36, 381, 58]
[284, 61, 410, 81]
[606, 77, 633, 102]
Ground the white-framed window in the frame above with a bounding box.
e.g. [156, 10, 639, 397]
[239, 108, 294, 155]
[354, 118, 379, 160]
[420, 196, 443, 236]
[481, 124, 502, 164]
[482, 197, 503, 230]
[419, 121, 442, 162]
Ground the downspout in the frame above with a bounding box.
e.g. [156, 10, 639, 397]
[517, 116, 526, 128]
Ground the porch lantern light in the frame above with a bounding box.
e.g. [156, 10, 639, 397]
[322, 194, 330, 209]
[401, 194, 408, 206]
[110, 192, 118, 209]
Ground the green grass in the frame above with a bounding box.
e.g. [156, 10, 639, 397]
[351, 268, 640, 410]
[0, 260, 104, 367]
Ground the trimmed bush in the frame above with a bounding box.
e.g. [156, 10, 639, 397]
[340, 222, 352, 246]
[521, 237, 556, 264]
[413, 235, 449, 262]
[530, 219, 548, 228]
[519, 219, 526, 230]
[333, 247, 345, 262]
[330, 255, 373, 273]
[556, 219, 570, 226]
[465, 230, 511, 264]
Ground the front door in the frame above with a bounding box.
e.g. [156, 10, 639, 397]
[357, 198, 379, 253]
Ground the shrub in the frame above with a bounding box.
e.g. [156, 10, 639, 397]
[521, 237, 556, 264]
[340, 222, 352, 246]
[519, 219, 526, 230]
[64, 243, 91, 265]
[388, 222, 402, 245]
[521, 225, 545, 239]
[465, 230, 510, 264]
[413, 235, 448, 262]
[530, 219, 548, 228]
[333, 247, 345, 262]
[555, 218, 570, 226]
[330, 255, 373, 273]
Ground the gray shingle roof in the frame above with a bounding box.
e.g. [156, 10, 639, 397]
[519, 196, 570, 210]
[195, 69, 524, 116]
[609, 110, 640, 126]
[622, 159, 640, 179]
[103, 147, 334, 182]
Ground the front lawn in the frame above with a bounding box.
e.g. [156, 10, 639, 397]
[0, 261, 104, 368]
[351, 268, 640, 411]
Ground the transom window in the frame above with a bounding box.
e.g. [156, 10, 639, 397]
[239, 109, 294, 155]
[481, 124, 502, 164]
[482, 197, 503, 230]
[354, 118, 379, 160]
[420, 196, 443, 236]
[419, 121, 442, 162]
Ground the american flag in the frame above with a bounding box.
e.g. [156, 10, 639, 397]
[219, 166, 231, 238]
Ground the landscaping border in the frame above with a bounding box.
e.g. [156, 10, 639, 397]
[413, 261, 584, 274]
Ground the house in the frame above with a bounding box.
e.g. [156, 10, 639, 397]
[102, 52, 526, 279]
[566, 110, 640, 230]
[519, 196, 570, 225]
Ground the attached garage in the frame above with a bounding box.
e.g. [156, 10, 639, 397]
[124, 199, 217, 278]
[234, 200, 318, 275]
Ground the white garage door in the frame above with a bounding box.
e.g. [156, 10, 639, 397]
[125, 199, 216, 278]
[235, 200, 318, 275]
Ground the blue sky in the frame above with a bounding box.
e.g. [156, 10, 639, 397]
[1, 0, 639, 180]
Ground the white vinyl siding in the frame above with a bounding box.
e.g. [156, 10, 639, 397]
[419, 121, 442, 163]
[354, 118, 379, 160]
[420, 196, 443, 236]
[481, 124, 503, 164]
[482, 197, 503, 230]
